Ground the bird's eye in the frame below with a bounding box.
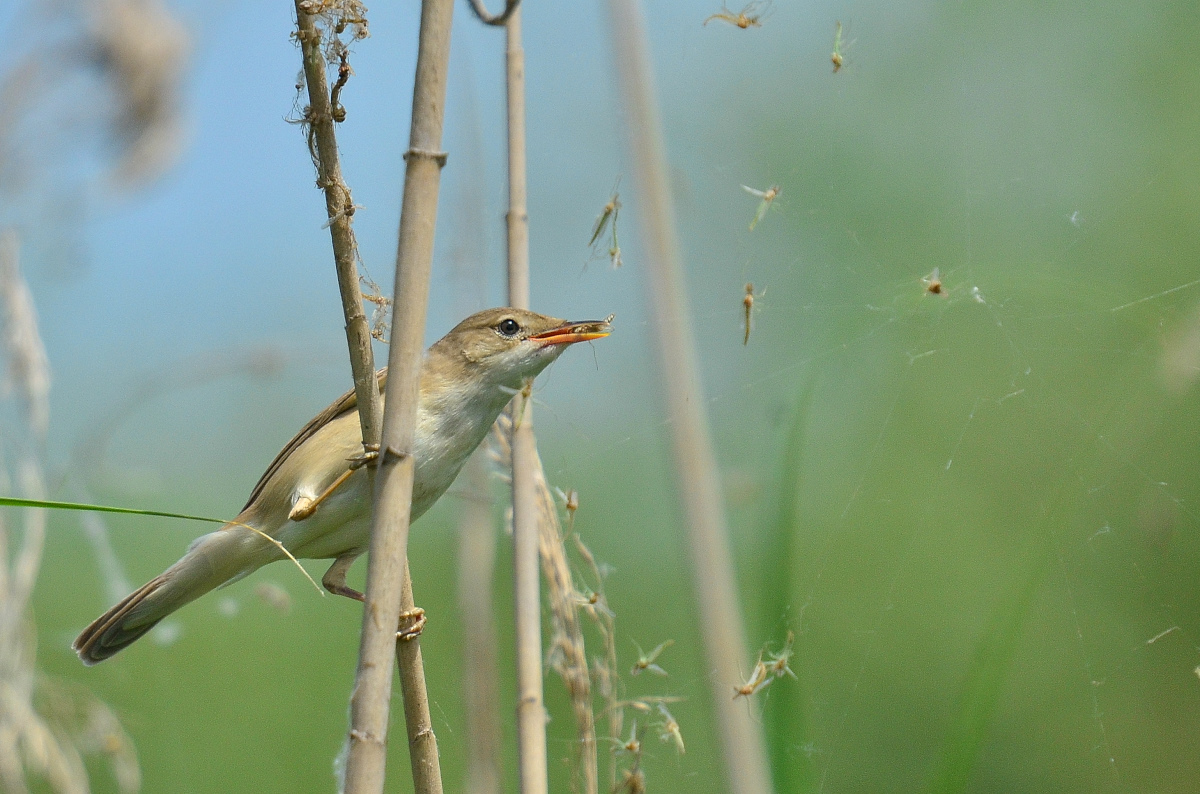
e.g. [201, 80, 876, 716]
[497, 318, 521, 337]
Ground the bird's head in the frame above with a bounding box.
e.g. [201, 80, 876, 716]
[429, 307, 613, 393]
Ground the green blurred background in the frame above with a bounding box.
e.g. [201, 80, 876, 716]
[9, 0, 1200, 791]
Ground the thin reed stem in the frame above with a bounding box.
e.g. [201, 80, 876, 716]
[502, 7, 530, 310]
[448, 40, 502, 794]
[293, 0, 382, 450]
[605, 1, 775, 792]
[493, 8, 549, 794]
[456, 453, 502, 794]
[341, 0, 454, 792]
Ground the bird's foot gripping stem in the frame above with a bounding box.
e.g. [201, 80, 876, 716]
[396, 608, 426, 641]
[322, 555, 426, 640]
[348, 443, 380, 470]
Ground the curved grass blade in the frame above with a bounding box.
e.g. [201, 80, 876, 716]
[762, 381, 817, 792]
[0, 495, 229, 523]
[0, 496, 322, 595]
[923, 482, 1070, 793]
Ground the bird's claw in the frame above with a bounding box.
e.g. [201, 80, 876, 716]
[348, 444, 381, 470]
[396, 607, 426, 641]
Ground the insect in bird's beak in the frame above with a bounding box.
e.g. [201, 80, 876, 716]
[529, 318, 614, 346]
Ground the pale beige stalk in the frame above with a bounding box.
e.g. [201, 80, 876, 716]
[293, 0, 382, 453]
[447, 40, 502, 794]
[466, 1, 549, 790]
[341, 0, 454, 792]
[0, 231, 139, 793]
[497, 10, 550, 794]
[456, 454, 501, 794]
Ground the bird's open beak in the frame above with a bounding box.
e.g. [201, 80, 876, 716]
[530, 315, 614, 346]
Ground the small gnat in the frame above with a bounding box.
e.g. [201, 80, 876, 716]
[742, 184, 781, 231]
[922, 268, 946, 297]
[588, 178, 623, 269]
[831, 21, 845, 72]
[217, 597, 240, 618]
[742, 283, 766, 345]
[631, 638, 674, 677]
[703, 1, 770, 28]
[733, 652, 772, 699]
[656, 702, 686, 754]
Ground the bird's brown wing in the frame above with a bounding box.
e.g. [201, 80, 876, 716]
[241, 368, 388, 511]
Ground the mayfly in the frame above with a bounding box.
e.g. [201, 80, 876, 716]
[554, 486, 579, 534]
[589, 177, 622, 268]
[831, 21, 845, 72]
[742, 183, 780, 231]
[611, 720, 642, 758]
[704, 1, 770, 28]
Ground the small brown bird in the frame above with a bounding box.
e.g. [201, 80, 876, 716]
[74, 308, 612, 664]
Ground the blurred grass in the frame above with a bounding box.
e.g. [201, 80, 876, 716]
[923, 489, 1060, 794]
[762, 382, 816, 793]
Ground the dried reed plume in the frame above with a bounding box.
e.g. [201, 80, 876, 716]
[0, 231, 140, 793]
[491, 413, 597, 794]
[0, 0, 187, 197]
[490, 417, 688, 793]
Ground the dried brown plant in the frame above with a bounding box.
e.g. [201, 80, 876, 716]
[0, 0, 188, 197]
[0, 231, 140, 793]
[491, 413, 598, 794]
[488, 415, 689, 793]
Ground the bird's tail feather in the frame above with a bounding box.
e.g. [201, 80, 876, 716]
[73, 526, 265, 665]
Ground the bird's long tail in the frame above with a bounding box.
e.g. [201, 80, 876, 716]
[74, 525, 269, 665]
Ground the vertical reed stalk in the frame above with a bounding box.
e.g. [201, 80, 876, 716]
[293, 0, 383, 451]
[499, 10, 549, 794]
[467, 5, 601, 789]
[448, 37, 502, 794]
[341, 0, 454, 792]
[605, 1, 774, 791]
[456, 455, 502, 794]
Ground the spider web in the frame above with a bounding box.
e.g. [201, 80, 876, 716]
[537, 121, 1200, 794]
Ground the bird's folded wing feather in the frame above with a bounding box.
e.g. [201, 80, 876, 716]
[241, 368, 389, 511]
